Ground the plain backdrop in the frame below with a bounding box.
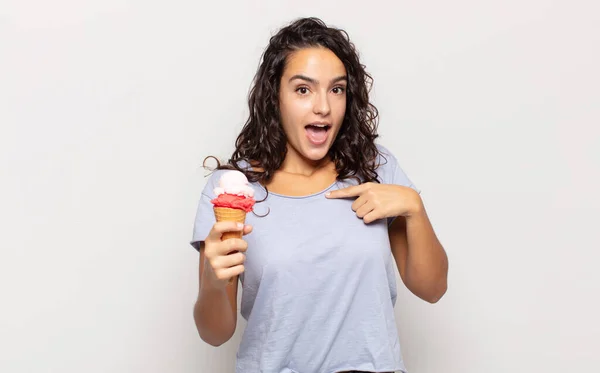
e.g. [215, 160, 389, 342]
[1, 1, 599, 372]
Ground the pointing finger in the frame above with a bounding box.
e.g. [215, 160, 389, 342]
[326, 184, 367, 199]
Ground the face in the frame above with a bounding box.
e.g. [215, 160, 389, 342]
[278, 47, 347, 163]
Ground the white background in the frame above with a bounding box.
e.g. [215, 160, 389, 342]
[1, 1, 599, 372]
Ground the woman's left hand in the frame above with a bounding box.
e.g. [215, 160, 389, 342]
[325, 182, 423, 224]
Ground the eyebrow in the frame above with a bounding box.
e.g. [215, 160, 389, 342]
[288, 74, 348, 85]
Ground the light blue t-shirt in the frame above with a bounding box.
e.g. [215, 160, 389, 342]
[190, 144, 419, 373]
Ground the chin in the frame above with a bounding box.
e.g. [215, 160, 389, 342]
[301, 144, 332, 162]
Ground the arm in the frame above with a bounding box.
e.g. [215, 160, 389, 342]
[389, 192, 448, 303]
[193, 222, 251, 346]
[193, 244, 238, 346]
[325, 182, 448, 303]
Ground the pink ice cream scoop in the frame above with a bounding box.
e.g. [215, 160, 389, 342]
[211, 170, 255, 212]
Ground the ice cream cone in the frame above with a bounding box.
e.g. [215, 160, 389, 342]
[214, 207, 247, 240]
[213, 206, 247, 285]
[210, 170, 256, 285]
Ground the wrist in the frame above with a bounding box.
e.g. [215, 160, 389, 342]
[404, 189, 424, 219]
[200, 280, 227, 295]
[200, 277, 228, 294]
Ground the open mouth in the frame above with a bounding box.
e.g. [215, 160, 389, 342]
[305, 124, 331, 145]
[305, 124, 331, 131]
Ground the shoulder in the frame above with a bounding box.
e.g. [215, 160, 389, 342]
[200, 169, 226, 199]
[201, 159, 253, 198]
[373, 143, 400, 182]
[372, 143, 420, 193]
[374, 143, 394, 159]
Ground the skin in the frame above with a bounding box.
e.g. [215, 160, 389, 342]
[278, 47, 347, 173]
[194, 47, 448, 349]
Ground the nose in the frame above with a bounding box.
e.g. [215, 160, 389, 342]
[312, 91, 331, 116]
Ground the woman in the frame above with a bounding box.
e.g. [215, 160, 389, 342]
[190, 17, 448, 373]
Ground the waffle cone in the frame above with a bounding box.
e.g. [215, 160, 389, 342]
[213, 206, 247, 285]
[213, 207, 247, 241]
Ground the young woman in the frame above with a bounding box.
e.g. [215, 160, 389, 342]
[190, 17, 448, 373]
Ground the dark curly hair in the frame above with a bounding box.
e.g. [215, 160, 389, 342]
[206, 17, 383, 186]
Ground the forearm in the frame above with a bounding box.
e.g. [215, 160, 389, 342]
[193, 261, 236, 346]
[404, 207, 448, 303]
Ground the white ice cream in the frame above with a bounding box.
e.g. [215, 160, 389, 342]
[213, 170, 255, 198]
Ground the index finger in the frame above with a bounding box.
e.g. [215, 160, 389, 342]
[207, 221, 245, 241]
[325, 184, 366, 199]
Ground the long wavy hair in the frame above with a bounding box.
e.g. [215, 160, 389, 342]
[205, 17, 383, 187]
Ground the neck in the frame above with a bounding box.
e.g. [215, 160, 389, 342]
[279, 144, 333, 177]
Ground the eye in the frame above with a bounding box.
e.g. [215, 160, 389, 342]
[296, 87, 310, 95]
[332, 86, 346, 94]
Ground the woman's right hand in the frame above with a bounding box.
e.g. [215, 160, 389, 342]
[202, 221, 252, 288]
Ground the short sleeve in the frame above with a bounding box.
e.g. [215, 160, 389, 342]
[190, 192, 216, 251]
[389, 156, 420, 195]
[375, 144, 421, 226]
[189, 171, 223, 251]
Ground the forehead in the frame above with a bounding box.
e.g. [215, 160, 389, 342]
[282, 47, 347, 79]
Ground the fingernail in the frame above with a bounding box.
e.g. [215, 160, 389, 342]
[237, 223, 244, 229]
[325, 192, 331, 197]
